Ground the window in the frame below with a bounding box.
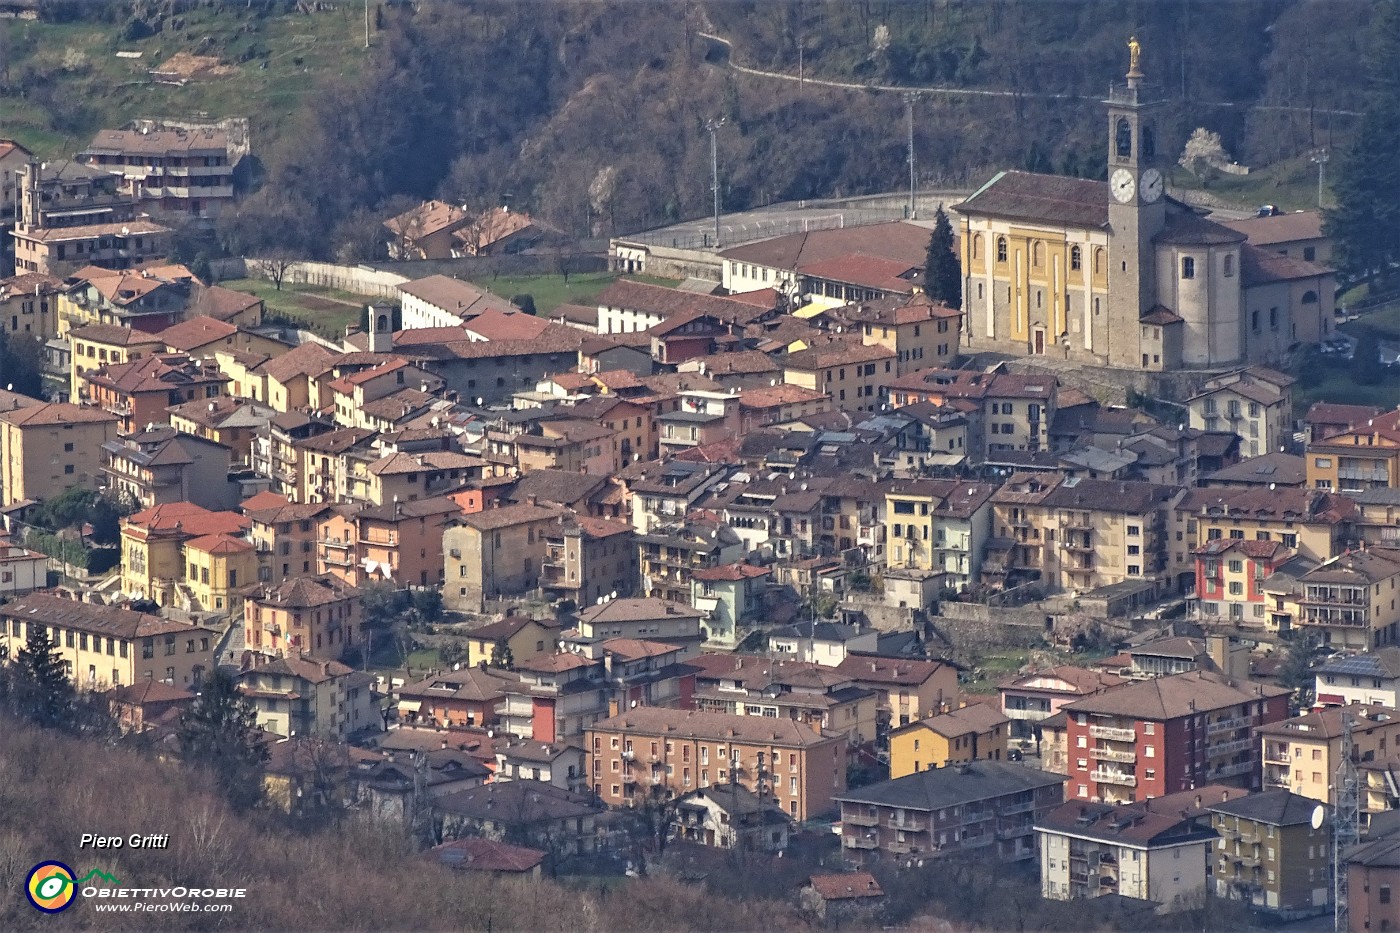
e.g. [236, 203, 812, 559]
[1070, 246, 1082, 271]
[996, 237, 1007, 263]
[1223, 254, 1235, 277]
[1380, 884, 1391, 904]
[1181, 257, 1195, 279]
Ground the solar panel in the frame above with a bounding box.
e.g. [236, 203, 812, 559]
[1319, 655, 1383, 677]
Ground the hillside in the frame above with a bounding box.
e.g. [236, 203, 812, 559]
[0, 1, 1374, 259]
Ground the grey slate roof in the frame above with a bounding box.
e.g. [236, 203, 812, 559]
[834, 761, 1067, 811]
[1205, 789, 1321, 827]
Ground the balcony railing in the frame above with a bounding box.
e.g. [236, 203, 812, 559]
[843, 812, 879, 827]
[1209, 737, 1255, 757]
[1211, 760, 1254, 779]
[842, 836, 879, 850]
[1090, 769, 1137, 787]
[1207, 716, 1251, 736]
[888, 819, 924, 832]
[1089, 725, 1136, 742]
[1091, 747, 1137, 764]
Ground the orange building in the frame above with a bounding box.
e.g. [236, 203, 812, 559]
[80, 352, 229, 433]
[243, 575, 363, 662]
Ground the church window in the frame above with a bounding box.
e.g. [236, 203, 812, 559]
[1181, 257, 1195, 279]
[1302, 290, 1318, 304]
[1093, 248, 1105, 276]
[972, 234, 983, 260]
[1223, 254, 1235, 277]
[1032, 241, 1044, 268]
[996, 237, 1007, 263]
[1115, 118, 1132, 158]
[977, 283, 984, 300]
[1070, 246, 1082, 271]
[1142, 125, 1156, 161]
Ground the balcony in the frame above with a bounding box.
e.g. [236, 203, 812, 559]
[1209, 737, 1256, 757]
[843, 811, 880, 828]
[1090, 769, 1137, 787]
[887, 841, 915, 854]
[1211, 760, 1254, 779]
[843, 835, 879, 850]
[1089, 725, 1136, 742]
[1263, 746, 1291, 766]
[888, 819, 924, 832]
[1207, 716, 1251, 736]
[1000, 800, 1037, 815]
[1091, 746, 1137, 764]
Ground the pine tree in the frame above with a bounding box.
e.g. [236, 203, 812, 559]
[924, 207, 962, 310]
[10, 624, 77, 730]
[489, 637, 515, 671]
[1325, 1, 1400, 288]
[178, 668, 269, 811]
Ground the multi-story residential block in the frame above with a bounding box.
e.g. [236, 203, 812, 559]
[322, 495, 460, 588]
[1175, 486, 1356, 569]
[243, 498, 331, 584]
[1187, 367, 1295, 459]
[834, 655, 960, 735]
[839, 292, 962, 375]
[671, 785, 791, 851]
[243, 575, 362, 662]
[839, 761, 1068, 864]
[735, 383, 832, 434]
[493, 740, 587, 792]
[885, 369, 1058, 459]
[781, 337, 895, 413]
[101, 425, 238, 511]
[688, 655, 879, 749]
[889, 703, 1011, 778]
[80, 352, 228, 433]
[586, 706, 846, 821]
[884, 479, 996, 592]
[999, 666, 1127, 743]
[167, 396, 276, 467]
[0, 398, 118, 508]
[431, 782, 603, 857]
[1062, 670, 1291, 804]
[1258, 705, 1400, 823]
[1206, 790, 1331, 913]
[1306, 407, 1400, 493]
[237, 655, 379, 741]
[119, 502, 249, 609]
[0, 592, 218, 689]
[0, 137, 33, 221]
[252, 412, 337, 501]
[180, 530, 257, 615]
[68, 323, 165, 401]
[537, 514, 636, 605]
[463, 614, 562, 669]
[1344, 821, 1400, 933]
[443, 502, 567, 611]
[57, 263, 202, 335]
[571, 597, 703, 649]
[621, 459, 728, 534]
[1315, 649, 1400, 709]
[397, 666, 520, 730]
[1190, 537, 1297, 631]
[638, 520, 743, 605]
[0, 271, 62, 339]
[78, 126, 235, 219]
[1037, 797, 1217, 906]
[1294, 548, 1400, 651]
[987, 473, 1182, 596]
[255, 342, 343, 414]
[595, 277, 775, 335]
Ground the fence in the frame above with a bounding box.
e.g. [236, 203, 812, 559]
[245, 254, 610, 298]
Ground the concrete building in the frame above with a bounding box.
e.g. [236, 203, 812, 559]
[1258, 704, 1400, 825]
[443, 502, 567, 611]
[1206, 790, 1331, 914]
[1344, 821, 1400, 933]
[1295, 548, 1400, 652]
[0, 398, 118, 508]
[889, 704, 1011, 778]
[1186, 367, 1295, 460]
[78, 126, 235, 219]
[243, 575, 362, 663]
[1315, 649, 1400, 709]
[237, 654, 379, 741]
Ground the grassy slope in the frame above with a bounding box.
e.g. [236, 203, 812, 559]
[0, 5, 365, 159]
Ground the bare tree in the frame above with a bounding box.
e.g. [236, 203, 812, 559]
[250, 252, 300, 291]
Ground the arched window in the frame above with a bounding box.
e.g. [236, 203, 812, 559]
[1070, 246, 1082, 271]
[1302, 290, 1318, 304]
[996, 237, 1008, 263]
[1115, 118, 1132, 158]
[1032, 241, 1044, 268]
[375, 314, 389, 331]
[1223, 254, 1235, 277]
[972, 234, 983, 260]
[1093, 248, 1105, 276]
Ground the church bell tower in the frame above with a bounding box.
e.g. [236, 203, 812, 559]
[1104, 37, 1167, 369]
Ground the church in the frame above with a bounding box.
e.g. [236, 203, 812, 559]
[954, 41, 1335, 373]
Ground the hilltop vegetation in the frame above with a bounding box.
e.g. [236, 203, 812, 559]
[0, 0, 1374, 259]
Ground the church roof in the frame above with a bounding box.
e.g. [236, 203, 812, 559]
[1153, 212, 1247, 246]
[954, 171, 1109, 229]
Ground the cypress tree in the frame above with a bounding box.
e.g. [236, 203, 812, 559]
[924, 207, 962, 310]
[179, 668, 269, 811]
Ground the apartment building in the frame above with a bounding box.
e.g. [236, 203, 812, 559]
[0, 592, 218, 690]
[838, 761, 1068, 864]
[622, 459, 728, 535]
[181, 531, 257, 615]
[638, 520, 744, 605]
[987, 473, 1182, 596]
[999, 666, 1127, 743]
[585, 706, 846, 821]
[1191, 537, 1298, 631]
[101, 425, 237, 512]
[244, 498, 332, 584]
[243, 575, 363, 663]
[0, 532, 46, 595]
[396, 274, 516, 328]
[780, 338, 896, 413]
[397, 666, 520, 729]
[885, 368, 1058, 459]
[78, 126, 235, 219]
[539, 515, 637, 606]
[0, 399, 118, 508]
[688, 655, 879, 749]
[572, 597, 703, 648]
[884, 479, 996, 592]
[841, 293, 962, 375]
[1315, 649, 1400, 709]
[1258, 705, 1400, 820]
[443, 502, 567, 611]
[1344, 823, 1400, 933]
[1294, 548, 1400, 651]
[463, 614, 561, 669]
[834, 655, 960, 735]
[80, 352, 229, 433]
[1061, 670, 1291, 804]
[889, 704, 1011, 778]
[321, 495, 460, 588]
[119, 501, 249, 608]
[1175, 486, 1357, 565]
[57, 263, 200, 335]
[1306, 406, 1400, 493]
[68, 323, 165, 401]
[0, 271, 63, 339]
[1186, 367, 1295, 459]
[237, 655, 378, 741]
[1207, 790, 1331, 913]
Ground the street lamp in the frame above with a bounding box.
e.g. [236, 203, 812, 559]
[1310, 149, 1329, 209]
[706, 118, 726, 248]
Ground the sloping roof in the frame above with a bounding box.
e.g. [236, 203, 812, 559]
[1204, 452, 1306, 487]
[397, 274, 515, 316]
[125, 502, 249, 537]
[68, 323, 162, 346]
[457, 502, 565, 531]
[1036, 800, 1217, 848]
[0, 401, 118, 428]
[258, 341, 342, 384]
[717, 221, 931, 271]
[796, 253, 918, 292]
[248, 575, 358, 609]
[400, 667, 520, 703]
[808, 873, 883, 901]
[1064, 670, 1288, 720]
[158, 315, 238, 350]
[431, 781, 599, 823]
[1206, 789, 1320, 826]
[384, 199, 468, 239]
[578, 597, 703, 625]
[597, 278, 775, 324]
[835, 655, 954, 687]
[835, 760, 1067, 811]
[954, 170, 1109, 228]
[1221, 211, 1324, 246]
[1154, 212, 1247, 246]
[0, 593, 211, 639]
[1000, 665, 1126, 696]
[1240, 243, 1331, 286]
[428, 837, 546, 873]
[905, 703, 1009, 739]
[590, 707, 835, 747]
[1316, 648, 1400, 680]
[506, 469, 608, 507]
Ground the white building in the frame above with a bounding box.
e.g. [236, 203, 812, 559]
[396, 274, 516, 330]
[1315, 649, 1400, 709]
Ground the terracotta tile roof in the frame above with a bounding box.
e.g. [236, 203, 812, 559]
[999, 665, 1126, 696]
[596, 279, 776, 324]
[240, 490, 292, 513]
[400, 667, 521, 703]
[1302, 548, 1400, 585]
[1176, 486, 1357, 524]
[842, 293, 961, 326]
[599, 637, 681, 661]
[1221, 210, 1324, 246]
[691, 562, 770, 582]
[0, 593, 213, 640]
[258, 341, 342, 384]
[85, 354, 228, 395]
[106, 680, 194, 705]
[796, 253, 918, 293]
[783, 336, 894, 370]
[466, 614, 558, 642]
[462, 307, 557, 342]
[68, 323, 162, 347]
[0, 401, 118, 428]
[1064, 670, 1287, 720]
[515, 651, 596, 674]
[591, 706, 834, 747]
[570, 516, 633, 539]
[157, 315, 238, 351]
[695, 350, 782, 376]
[428, 837, 546, 874]
[85, 126, 228, 157]
[21, 218, 169, 242]
[458, 502, 565, 531]
[1037, 800, 1216, 847]
[738, 384, 829, 409]
[184, 532, 253, 555]
[0, 271, 63, 299]
[247, 654, 360, 685]
[125, 502, 249, 537]
[904, 703, 1009, 739]
[1139, 304, 1183, 325]
[834, 654, 954, 687]
[383, 199, 468, 239]
[1192, 537, 1285, 560]
[577, 597, 703, 625]
[192, 285, 262, 321]
[396, 274, 515, 316]
[718, 220, 930, 270]
[1240, 243, 1331, 286]
[1154, 212, 1247, 246]
[955, 170, 1109, 228]
[807, 873, 883, 901]
[249, 575, 357, 609]
[1304, 402, 1382, 432]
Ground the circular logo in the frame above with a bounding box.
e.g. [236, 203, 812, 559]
[25, 861, 77, 913]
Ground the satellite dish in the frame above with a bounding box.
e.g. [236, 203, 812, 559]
[476, 397, 484, 407]
[596, 597, 605, 605]
[610, 590, 618, 599]
[1310, 804, 1325, 830]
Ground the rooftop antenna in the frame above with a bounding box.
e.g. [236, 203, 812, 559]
[1334, 710, 1359, 933]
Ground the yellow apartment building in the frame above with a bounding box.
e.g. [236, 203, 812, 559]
[889, 703, 1011, 778]
[1175, 486, 1357, 566]
[0, 592, 218, 690]
[120, 502, 249, 608]
[464, 614, 561, 668]
[68, 324, 164, 401]
[849, 293, 962, 376]
[0, 400, 119, 508]
[182, 533, 257, 615]
[1306, 407, 1400, 492]
[1258, 705, 1400, 826]
[1294, 548, 1400, 652]
[781, 339, 896, 412]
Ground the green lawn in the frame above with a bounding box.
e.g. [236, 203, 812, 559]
[0, 5, 367, 159]
[1291, 341, 1400, 415]
[463, 272, 681, 315]
[1167, 154, 1324, 214]
[221, 277, 366, 339]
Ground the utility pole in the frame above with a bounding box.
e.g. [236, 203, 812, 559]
[364, 0, 371, 49]
[1311, 149, 1329, 209]
[1334, 711, 1359, 933]
[707, 119, 725, 248]
[903, 92, 919, 220]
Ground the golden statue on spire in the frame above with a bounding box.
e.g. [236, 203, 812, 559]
[1127, 35, 1143, 78]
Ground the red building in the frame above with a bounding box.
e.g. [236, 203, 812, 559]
[1191, 538, 1296, 629]
[1061, 670, 1290, 804]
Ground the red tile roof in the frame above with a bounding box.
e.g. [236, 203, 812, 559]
[807, 873, 884, 901]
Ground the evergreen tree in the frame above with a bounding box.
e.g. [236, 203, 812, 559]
[924, 207, 962, 310]
[1354, 331, 1384, 385]
[178, 668, 269, 811]
[1325, 1, 1400, 288]
[8, 624, 77, 729]
[489, 637, 515, 670]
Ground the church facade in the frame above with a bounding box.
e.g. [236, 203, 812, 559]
[954, 47, 1334, 373]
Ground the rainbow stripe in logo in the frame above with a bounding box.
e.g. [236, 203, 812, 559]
[25, 861, 77, 913]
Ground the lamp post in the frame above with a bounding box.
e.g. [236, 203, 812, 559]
[706, 118, 726, 248]
[1310, 149, 1328, 208]
[903, 92, 920, 220]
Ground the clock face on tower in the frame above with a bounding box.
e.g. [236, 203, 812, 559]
[1140, 168, 1164, 203]
[1111, 169, 1136, 204]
